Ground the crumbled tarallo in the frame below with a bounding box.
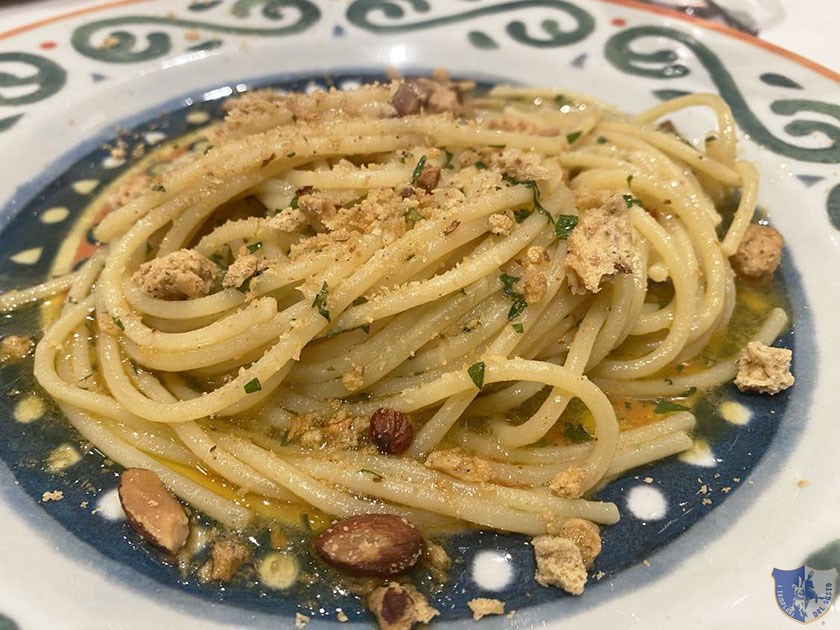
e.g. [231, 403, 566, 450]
[549, 465, 585, 499]
[367, 582, 439, 630]
[134, 249, 220, 300]
[342, 363, 366, 393]
[730, 223, 784, 280]
[565, 194, 636, 294]
[489, 213, 514, 236]
[467, 598, 505, 621]
[532, 535, 588, 595]
[734, 341, 794, 394]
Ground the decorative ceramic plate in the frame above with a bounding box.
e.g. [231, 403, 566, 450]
[0, 1, 838, 628]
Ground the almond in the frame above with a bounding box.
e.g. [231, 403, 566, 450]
[369, 408, 414, 455]
[118, 468, 189, 555]
[313, 514, 423, 577]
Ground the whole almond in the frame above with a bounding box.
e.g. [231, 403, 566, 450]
[118, 468, 189, 555]
[313, 514, 423, 577]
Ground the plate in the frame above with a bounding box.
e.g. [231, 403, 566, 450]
[0, 1, 838, 628]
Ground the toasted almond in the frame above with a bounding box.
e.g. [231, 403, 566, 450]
[118, 468, 189, 555]
[313, 514, 423, 577]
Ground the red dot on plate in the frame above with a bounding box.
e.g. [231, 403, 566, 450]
[611, 18, 627, 27]
[39, 41, 57, 50]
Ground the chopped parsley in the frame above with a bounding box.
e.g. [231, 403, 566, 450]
[360, 324, 371, 334]
[474, 160, 488, 170]
[235, 277, 252, 293]
[500, 273, 528, 320]
[246, 241, 262, 254]
[566, 131, 582, 144]
[681, 386, 698, 397]
[203, 144, 213, 155]
[554, 215, 578, 239]
[596, 136, 608, 144]
[512, 323, 524, 334]
[554, 94, 569, 106]
[289, 195, 299, 210]
[468, 361, 486, 389]
[351, 296, 368, 306]
[312, 282, 330, 321]
[286, 151, 296, 157]
[244, 377, 262, 394]
[300, 513, 312, 531]
[152, 184, 166, 193]
[113, 317, 124, 331]
[622, 193, 643, 208]
[626, 174, 634, 186]
[502, 175, 552, 225]
[657, 299, 670, 309]
[654, 399, 691, 414]
[442, 149, 454, 170]
[359, 468, 384, 481]
[411, 155, 427, 184]
[513, 208, 533, 223]
[563, 421, 592, 443]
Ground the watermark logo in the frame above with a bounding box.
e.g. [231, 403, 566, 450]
[772, 565, 837, 624]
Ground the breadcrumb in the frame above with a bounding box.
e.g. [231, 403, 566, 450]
[0, 335, 32, 362]
[424, 448, 493, 482]
[555, 518, 601, 569]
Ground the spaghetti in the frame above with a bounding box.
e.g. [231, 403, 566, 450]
[2, 77, 791, 573]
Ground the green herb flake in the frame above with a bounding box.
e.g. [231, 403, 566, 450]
[246, 241, 262, 254]
[361, 324, 371, 335]
[474, 160, 488, 170]
[203, 145, 213, 155]
[554, 94, 569, 106]
[351, 296, 368, 306]
[359, 468, 384, 481]
[626, 174, 634, 186]
[145, 241, 153, 255]
[657, 299, 670, 309]
[513, 208, 533, 223]
[654, 399, 691, 414]
[404, 208, 423, 228]
[563, 421, 592, 444]
[512, 323, 524, 334]
[596, 136, 608, 145]
[706, 135, 717, 142]
[488, 143, 506, 149]
[79, 373, 94, 382]
[312, 281, 330, 321]
[113, 317, 124, 331]
[289, 195, 299, 210]
[507, 299, 527, 320]
[443, 149, 454, 170]
[244, 377, 262, 394]
[300, 513, 311, 531]
[468, 362, 486, 389]
[235, 277, 252, 293]
[502, 175, 552, 224]
[554, 215, 578, 240]
[286, 151, 296, 157]
[152, 184, 166, 193]
[566, 131, 582, 144]
[411, 155, 428, 184]
[210, 253, 227, 269]
[680, 386, 698, 397]
[622, 193, 643, 209]
[499, 273, 528, 320]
